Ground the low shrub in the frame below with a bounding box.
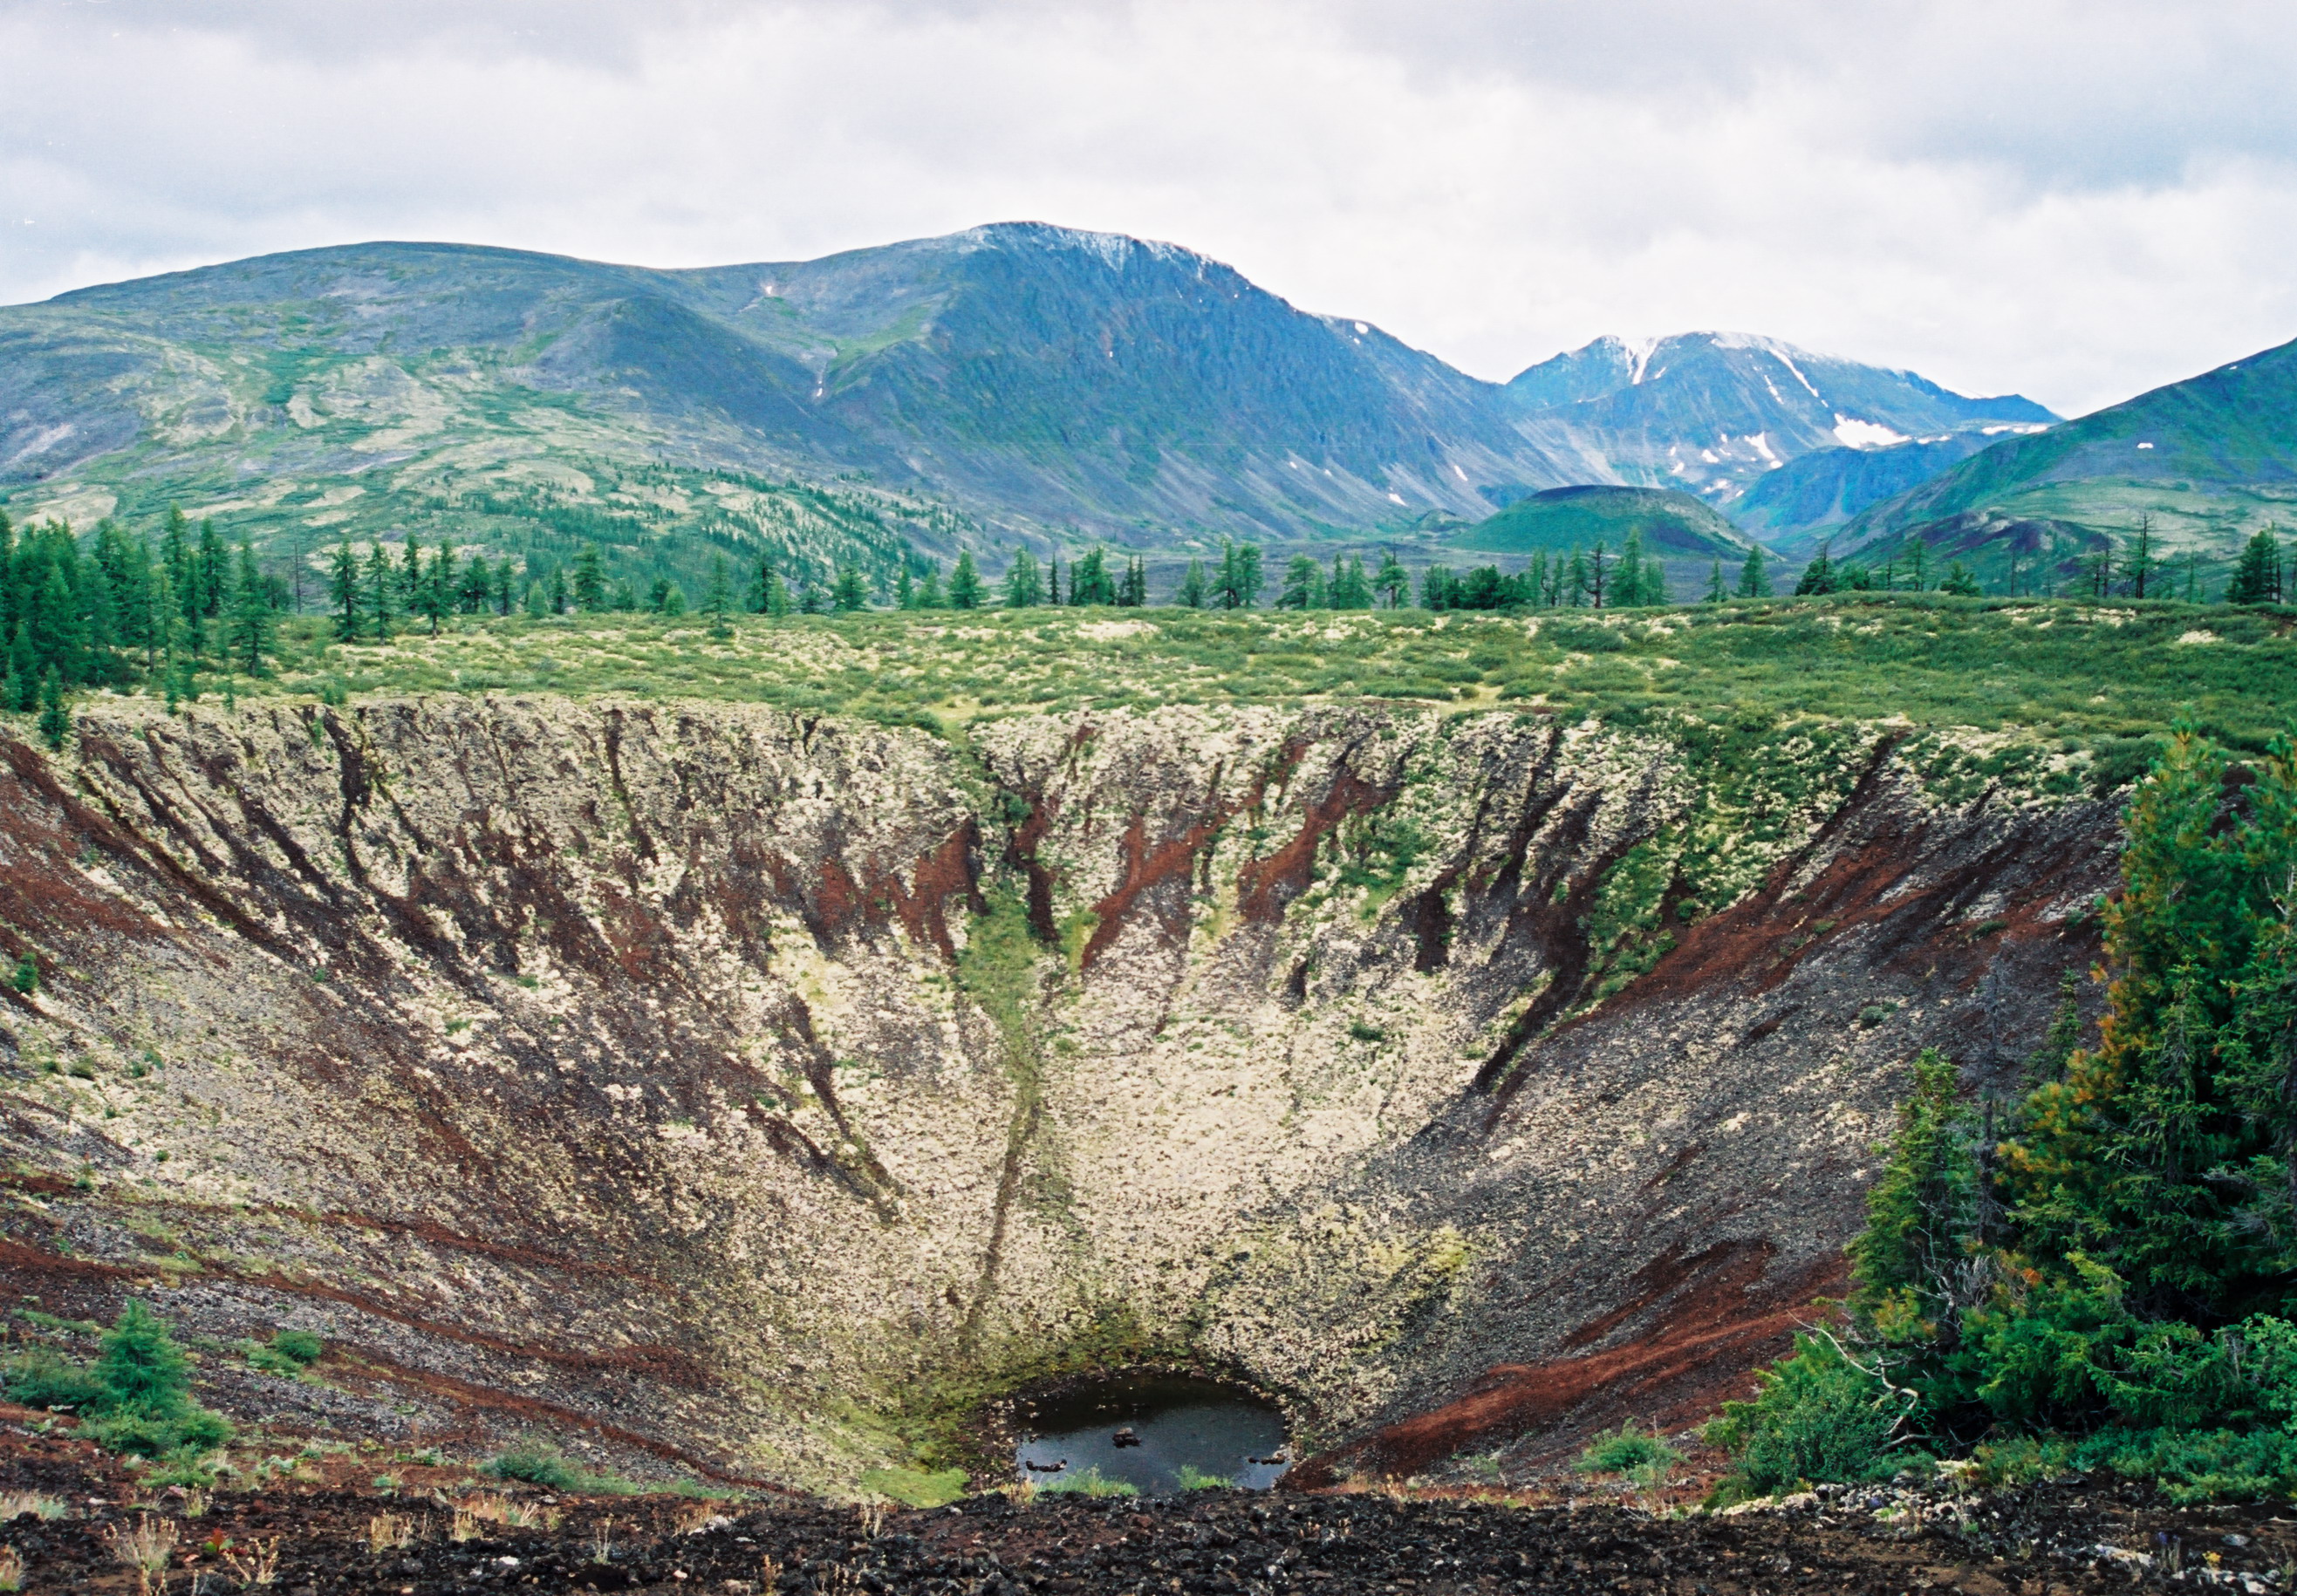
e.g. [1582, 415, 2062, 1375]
[270, 1330, 324, 1366]
[1574, 1422, 1680, 1483]
[483, 1443, 586, 1490]
[1703, 1334, 1911, 1494]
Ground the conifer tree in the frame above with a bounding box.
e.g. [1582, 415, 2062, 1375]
[2228, 526, 2284, 605]
[1795, 543, 1838, 596]
[1373, 550, 1409, 609]
[1736, 543, 1771, 598]
[948, 551, 983, 610]
[917, 563, 946, 609]
[35, 667, 66, 753]
[229, 542, 275, 669]
[327, 542, 361, 640]
[706, 555, 734, 638]
[1616, 530, 1647, 607]
[1174, 559, 1207, 609]
[833, 566, 868, 611]
[195, 518, 227, 619]
[896, 566, 915, 610]
[1003, 549, 1041, 609]
[1278, 553, 1323, 610]
[1706, 557, 1726, 603]
[365, 543, 397, 638]
[571, 546, 606, 612]
[161, 508, 192, 628]
[1071, 548, 1115, 606]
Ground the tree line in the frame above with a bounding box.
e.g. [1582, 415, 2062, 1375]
[0, 508, 286, 745]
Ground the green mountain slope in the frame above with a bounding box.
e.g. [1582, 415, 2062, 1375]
[1447, 484, 1751, 558]
[0, 229, 1581, 586]
[1726, 434, 2000, 552]
[0, 226, 2068, 606]
[1842, 335, 2297, 561]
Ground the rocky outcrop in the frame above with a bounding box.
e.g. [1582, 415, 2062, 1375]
[0, 697, 2117, 1489]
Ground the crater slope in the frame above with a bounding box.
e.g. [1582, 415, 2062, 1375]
[0, 696, 2116, 1489]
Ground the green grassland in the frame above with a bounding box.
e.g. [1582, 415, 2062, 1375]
[150, 593, 2297, 760]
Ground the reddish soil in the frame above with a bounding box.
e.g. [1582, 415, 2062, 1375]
[1289, 1242, 1848, 1487]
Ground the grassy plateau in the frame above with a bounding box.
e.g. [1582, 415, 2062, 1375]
[125, 594, 2294, 761]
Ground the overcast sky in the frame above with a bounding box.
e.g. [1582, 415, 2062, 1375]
[6, 0, 2297, 416]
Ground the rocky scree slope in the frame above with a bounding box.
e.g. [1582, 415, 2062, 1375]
[0, 697, 2116, 1490]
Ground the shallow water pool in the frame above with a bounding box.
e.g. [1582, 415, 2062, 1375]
[1012, 1373, 1289, 1497]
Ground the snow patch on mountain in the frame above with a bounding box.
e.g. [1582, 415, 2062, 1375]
[1833, 417, 1910, 449]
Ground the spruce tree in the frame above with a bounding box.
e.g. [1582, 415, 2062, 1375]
[1795, 543, 1838, 597]
[35, 667, 66, 753]
[1373, 551, 1408, 609]
[1174, 560, 1207, 609]
[948, 551, 983, 610]
[917, 563, 946, 609]
[328, 539, 358, 638]
[365, 543, 397, 638]
[706, 555, 734, 637]
[896, 566, 915, 610]
[1278, 554, 1321, 610]
[1736, 543, 1771, 598]
[571, 546, 606, 612]
[1616, 531, 1647, 607]
[2228, 526, 2284, 605]
[195, 518, 227, 619]
[161, 508, 192, 629]
[1002, 550, 1040, 609]
[1706, 557, 1726, 603]
[229, 542, 275, 669]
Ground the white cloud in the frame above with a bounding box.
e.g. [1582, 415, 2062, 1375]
[3, 0, 2297, 416]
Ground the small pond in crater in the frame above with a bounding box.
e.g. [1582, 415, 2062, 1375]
[1011, 1374, 1291, 1497]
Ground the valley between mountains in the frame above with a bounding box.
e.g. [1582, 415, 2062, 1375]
[0, 692, 2114, 1491]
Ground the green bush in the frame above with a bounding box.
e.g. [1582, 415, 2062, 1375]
[1704, 1334, 1908, 1493]
[4, 1348, 108, 1412]
[483, 1443, 586, 1490]
[270, 1330, 324, 1366]
[1573, 1422, 1680, 1482]
[7, 1301, 235, 1463]
[2069, 1427, 2297, 1504]
[243, 1344, 307, 1378]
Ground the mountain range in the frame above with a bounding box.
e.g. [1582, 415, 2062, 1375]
[0, 223, 2067, 589]
[1837, 334, 2297, 570]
